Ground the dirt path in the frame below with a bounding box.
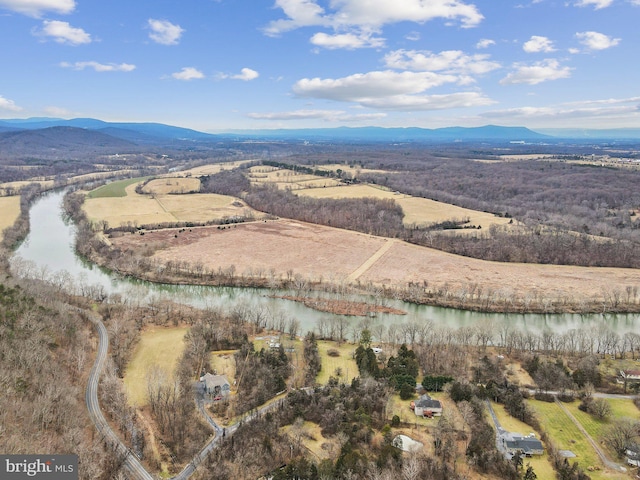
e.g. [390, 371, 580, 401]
[346, 239, 396, 282]
[554, 398, 626, 473]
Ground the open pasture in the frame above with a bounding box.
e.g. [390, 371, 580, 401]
[141, 177, 201, 195]
[84, 181, 258, 228]
[176, 160, 255, 177]
[0, 195, 20, 240]
[111, 217, 640, 305]
[526, 399, 627, 480]
[313, 163, 389, 176]
[564, 399, 639, 455]
[298, 183, 513, 229]
[88, 177, 150, 198]
[123, 326, 189, 406]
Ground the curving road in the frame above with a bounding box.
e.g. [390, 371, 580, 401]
[85, 310, 252, 480]
[85, 312, 154, 480]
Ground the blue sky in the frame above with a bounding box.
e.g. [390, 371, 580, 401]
[0, 0, 639, 131]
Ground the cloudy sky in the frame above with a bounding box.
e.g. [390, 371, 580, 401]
[0, 0, 639, 131]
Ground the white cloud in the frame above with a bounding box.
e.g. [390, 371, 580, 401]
[310, 31, 385, 49]
[291, 70, 493, 111]
[405, 31, 421, 41]
[264, 0, 484, 37]
[247, 109, 387, 121]
[523, 35, 555, 53]
[575, 31, 620, 50]
[60, 61, 136, 72]
[148, 19, 184, 45]
[573, 0, 613, 9]
[384, 49, 501, 75]
[476, 38, 495, 49]
[35, 20, 91, 45]
[220, 67, 259, 81]
[481, 96, 640, 126]
[359, 92, 494, 110]
[0, 0, 74, 17]
[172, 67, 205, 81]
[500, 59, 571, 85]
[0, 94, 22, 111]
[43, 106, 74, 117]
[293, 70, 459, 102]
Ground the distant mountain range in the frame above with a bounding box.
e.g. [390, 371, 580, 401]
[1, 118, 640, 154]
[0, 126, 136, 158]
[0, 117, 217, 144]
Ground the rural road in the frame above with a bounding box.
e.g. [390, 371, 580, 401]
[86, 309, 280, 480]
[554, 398, 626, 473]
[85, 312, 154, 480]
[485, 401, 506, 454]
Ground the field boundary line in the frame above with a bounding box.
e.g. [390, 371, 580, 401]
[346, 239, 396, 282]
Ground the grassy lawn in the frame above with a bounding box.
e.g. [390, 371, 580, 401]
[564, 398, 639, 459]
[88, 176, 150, 198]
[490, 402, 556, 480]
[315, 340, 358, 385]
[209, 350, 237, 381]
[123, 326, 188, 406]
[527, 399, 629, 480]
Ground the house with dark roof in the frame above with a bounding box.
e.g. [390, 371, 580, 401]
[410, 394, 442, 417]
[200, 373, 230, 398]
[503, 433, 544, 457]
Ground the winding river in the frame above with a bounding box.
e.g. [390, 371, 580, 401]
[11, 190, 639, 336]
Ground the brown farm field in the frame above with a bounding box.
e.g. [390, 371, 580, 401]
[246, 166, 513, 230]
[123, 326, 189, 406]
[110, 218, 640, 305]
[141, 177, 201, 194]
[297, 184, 513, 229]
[83, 182, 260, 228]
[0, 195, 20, 241]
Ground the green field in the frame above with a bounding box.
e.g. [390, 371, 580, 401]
[527, 399, 628, 480]
[564, 399, 639, 458]
[88, 176, 150, 198]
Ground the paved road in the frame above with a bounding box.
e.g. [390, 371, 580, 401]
[85, 312, 154, 480]
[86, 309, 280, 480]
[485, 400, 508, 457]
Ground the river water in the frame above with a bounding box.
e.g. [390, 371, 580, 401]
[10, 190, 639, 336]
